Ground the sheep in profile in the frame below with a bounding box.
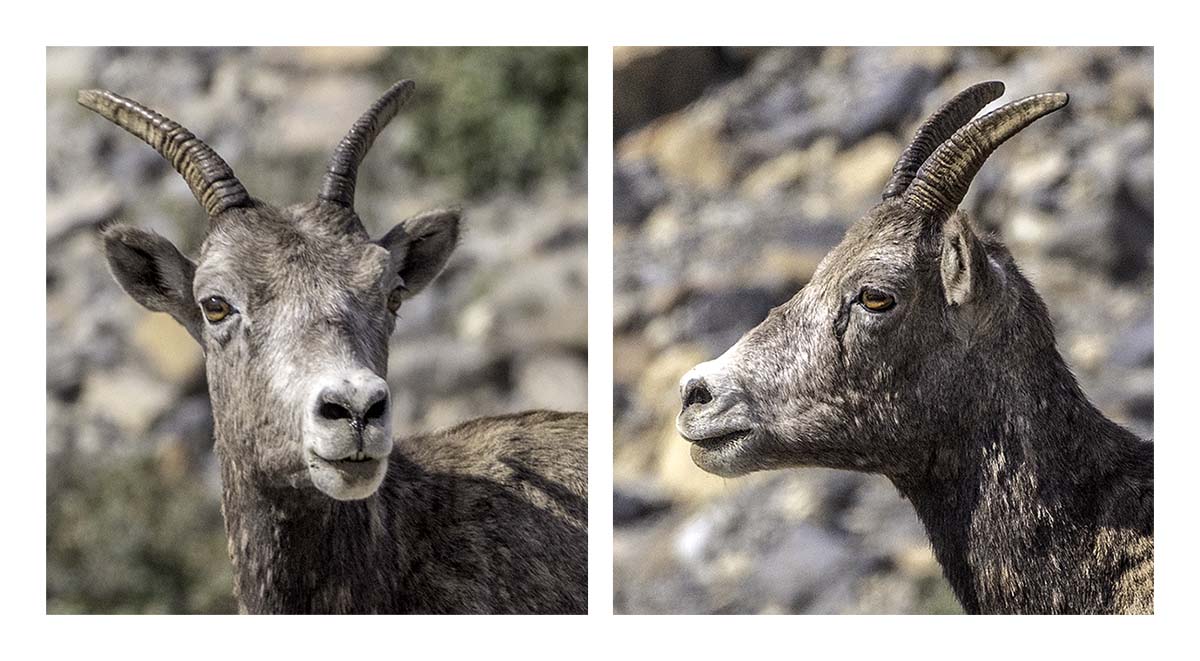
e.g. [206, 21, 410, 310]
[677, 82, 1152, 614]
[79, 80, 587, 614]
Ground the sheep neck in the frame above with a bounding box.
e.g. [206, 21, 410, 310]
[898, 353, 1153, 613]
[215, 449, 410, 614]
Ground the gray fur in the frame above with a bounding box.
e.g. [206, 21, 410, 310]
[678, 89, 1152, 615]
[89, 89, 587, 614]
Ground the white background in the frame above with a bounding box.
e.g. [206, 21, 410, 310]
[5, 1, 1196, 658]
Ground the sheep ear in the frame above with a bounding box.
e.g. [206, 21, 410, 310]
[101, 224, 203, 341]
[939, 212, 994, 307]
[376, 208, 461, 299]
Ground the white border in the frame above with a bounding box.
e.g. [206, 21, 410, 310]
[7, 0, 1198, 658]
[588, 44, 616, 617]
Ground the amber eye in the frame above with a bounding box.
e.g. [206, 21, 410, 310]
[387, 287, 405, 314]
[200, 296, 233, 323]
[859, 288, 896, 312]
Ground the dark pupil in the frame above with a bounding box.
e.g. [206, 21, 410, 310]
[203, 297, 226, 314]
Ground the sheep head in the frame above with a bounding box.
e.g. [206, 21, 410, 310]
[676, 82, 1068, 481]
[79, 81, 460, 501]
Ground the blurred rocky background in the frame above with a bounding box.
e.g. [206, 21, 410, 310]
[613, 47, 1152, 614]
[46, 47, 586, 613]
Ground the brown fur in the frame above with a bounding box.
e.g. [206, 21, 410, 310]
[86, 84, 590, 614]
[224, 411, 587, 614]
[678, 90, 1153, 614]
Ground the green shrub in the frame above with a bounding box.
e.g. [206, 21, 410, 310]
[46, 453, 235, 614]
[387, 47, 587, 196]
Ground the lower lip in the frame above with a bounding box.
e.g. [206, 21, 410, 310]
[310, 454, 383, 479]
[689, 429, 752, 450]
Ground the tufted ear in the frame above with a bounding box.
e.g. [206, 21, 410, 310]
[939, 211, 996, 308]
[376, 208, 461, 299]
[101, 224, 203, 341]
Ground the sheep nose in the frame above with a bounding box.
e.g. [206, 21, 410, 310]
[315, 376, 390, 429]
[681, 378, 714, 410]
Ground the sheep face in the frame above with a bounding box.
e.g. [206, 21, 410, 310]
[101, 203, 459, 501]
[676, 200, 987, 479]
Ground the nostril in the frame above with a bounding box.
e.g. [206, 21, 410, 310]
[682, 379, 713, 409]
[318, 400, 354, 422]
[365, 396, 388, 421]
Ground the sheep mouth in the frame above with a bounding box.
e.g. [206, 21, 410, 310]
[686, 428, 753, 450]
[304, 448, 390, 500]
[681, 426, 759, 478]
[307, 450, 385, 480]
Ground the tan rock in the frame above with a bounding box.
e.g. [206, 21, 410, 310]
[1110, 64, 1154, 121]
[1069, 334, 1108, 373]
[894, 545, 942, 577]
[614, 335, 655, 387]
[424, 399, 479, 434]
[642, 204, 683, 246]
[618, 103, 733, 192]
[1008, 209, 1053, 246]
[256, 46, 389, 70]
[613, 46, 668, 69]
[457, 301, 496, 343]
[47, 47, 97, 99]
[893, 46, 955, 72]
[47, 182, 121, 242]
[831, 134, 901, 205]
[156, 441, 191, 485]
[740, 136, 836, 203]
[714, 552, 753, 582]
[798, 192, 835, 219]
[741, 245, 824, 290]
[739, 150, 812, 199]
[636, 346, 732, 502]
[769, 483, 819, 521]
[1007, 149, 1067, 192]
[516, 353, 587, 413]
[131, 311, 204, 384]
[258, 75, 381, 155]
[81, 367, 176, 436]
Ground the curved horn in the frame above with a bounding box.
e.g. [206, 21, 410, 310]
[902, 91, 1069, 218]
[881, 81, 1006, 200]
[319, 79, 416, 209]
[77, 89, 251, 218]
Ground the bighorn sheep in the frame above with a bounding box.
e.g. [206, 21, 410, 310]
[676, 82, 1153, 614]
[79, 80, 587, 614]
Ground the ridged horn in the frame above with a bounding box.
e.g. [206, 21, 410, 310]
[77, 89, 252, 218]
[319, 79, 416, 209]
[881, 81, 1006, 200]
[902, 91, 1069, 218]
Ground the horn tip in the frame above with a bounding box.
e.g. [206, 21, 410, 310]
[390, 79, 416, 95]
[390, 79, 417, 101]
[77, 89, 106, 109]
[77, 89, 126, 115]
[1034, 91, 1070, 115]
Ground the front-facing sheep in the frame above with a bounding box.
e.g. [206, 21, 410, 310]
[677, 82, 1152, 614]
[80, 80, 587, 614]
